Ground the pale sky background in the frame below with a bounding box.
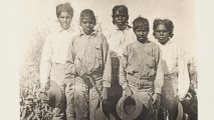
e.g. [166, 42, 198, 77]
[19, 0, 196, 61]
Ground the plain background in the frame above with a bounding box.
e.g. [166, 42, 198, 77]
[0, 0, 213, 119]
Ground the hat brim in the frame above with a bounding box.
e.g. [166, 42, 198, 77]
[47, 80, 63, 107]
[94, 100, 116, 120]
[116, 95, 143, 120]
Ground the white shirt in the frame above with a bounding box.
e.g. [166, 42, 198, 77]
[105, 26, 136, 57]
[40, 26, 75, 84]
[157, 40, 190, 99]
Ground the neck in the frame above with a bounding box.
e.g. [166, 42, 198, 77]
[138, 38, 148, 44]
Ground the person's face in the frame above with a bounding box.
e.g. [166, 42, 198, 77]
[58, 11, 72, 30]
[113, 11, 128, 30]
[154, 24, 170, 44]
[80, 18, 96, 35]
[134, 27, 149, 43]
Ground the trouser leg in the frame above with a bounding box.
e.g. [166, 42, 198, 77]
[74, 81, 89, 120]
[161, 94, 178, 120]
[65, 83, 75, 120]
[89, 87, 100, 120]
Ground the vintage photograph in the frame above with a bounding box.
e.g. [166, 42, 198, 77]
[19, 0, 197, 120]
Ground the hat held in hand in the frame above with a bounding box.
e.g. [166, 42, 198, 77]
[39, 80, 64, 108]
[116, 95, 143, 120]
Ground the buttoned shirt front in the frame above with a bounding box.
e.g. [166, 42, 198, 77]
[120, 40, 164, 94]
[40, 26, 75, 84]
[66, 30, 112, 87]
[156, 40, 190, 99]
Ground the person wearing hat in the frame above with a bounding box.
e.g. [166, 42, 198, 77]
[103, 5, 136, 119]
[152, 19, 190, 120]
[65, 9, 112, 120]
[39, 2, 75, 120]
[119, 16, 164, 120]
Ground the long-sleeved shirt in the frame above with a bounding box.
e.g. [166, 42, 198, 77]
[105, 26, 136, 57]
[156, 40, 190, 99]
[40, 26, 75, 84]
[65, 30, 111, 88]
[120, 40, 164, 94]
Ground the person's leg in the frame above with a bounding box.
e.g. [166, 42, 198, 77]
[52, 83, 66, 120]
[65, 81, 75, 120]
[89, 87, 100, 120]
[108, 56, 123, 120]
[74, 81, 89, 120]
[161, 94, 178, 120]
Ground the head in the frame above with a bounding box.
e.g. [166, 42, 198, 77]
[112, 5, 129, 30]
[56, 3, 74, 30]
[80, 9, 96, 35]
[153, 19, 174, 44]
[133, 17, 149, 43]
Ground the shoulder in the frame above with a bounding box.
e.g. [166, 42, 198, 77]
[149, 41, 160, 48]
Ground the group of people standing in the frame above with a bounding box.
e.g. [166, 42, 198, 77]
[38, 2, 190, 120]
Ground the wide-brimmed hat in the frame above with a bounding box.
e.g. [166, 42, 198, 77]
[39, 80, 64, 108]
[116, 95, 143, 120]
[94, 100, 116, 120]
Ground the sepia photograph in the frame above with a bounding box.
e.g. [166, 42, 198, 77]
[17, 0, 198, 120]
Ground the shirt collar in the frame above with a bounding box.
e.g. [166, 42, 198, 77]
[114, 25, 132, 33]
[56, 25, 74, 32]
[79, 30, 98, 37]
[157, 39, 172, 46]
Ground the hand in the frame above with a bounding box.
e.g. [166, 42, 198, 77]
[75, 66, 88, 79]
[152, 93, 160, 105]
[39, 83, 50, 93]
[102, 87, 108, 104]
[39, 83, 50, 101]
[124, 86, 133, 96]
[38, 92, 49, 101]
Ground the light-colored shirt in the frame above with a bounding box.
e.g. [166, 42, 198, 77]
[40, 26, 75, 84]
[156, 40, 190, 99]
[65, 30, 112, 87]
[120, 41, 164, 94]
[105, 26, 136, 57]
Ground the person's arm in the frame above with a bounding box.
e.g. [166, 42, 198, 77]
[40, 35, 53, 91]
[154, 47, 164, 94]
[101, 35, 112, 88]
[177, 49, 190, 100]
[152, 46, 164, 104]
[119, 46, 129, 89]
[65, 35, 77, 81]
[119, 45, 133, 96]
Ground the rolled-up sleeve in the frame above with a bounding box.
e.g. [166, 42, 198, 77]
[154, 47, 164, 94]
[40, 36, 52, 84]
[101, 35, 112, 88]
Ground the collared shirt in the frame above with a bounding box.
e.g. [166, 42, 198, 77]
[40, 26, 75, 84]
[156, 40, 190, 99]
[105, 26, 136, 57]
[65, 30, 112, 87]
[120, 41, 164, 94]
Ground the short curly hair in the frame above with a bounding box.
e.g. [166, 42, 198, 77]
[153, 19, 174, 38]
[133, 16, 149, 31]
[80, 9, 96, 23]
[112, 5, 129, 25]
[56, 3, 74, 18]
